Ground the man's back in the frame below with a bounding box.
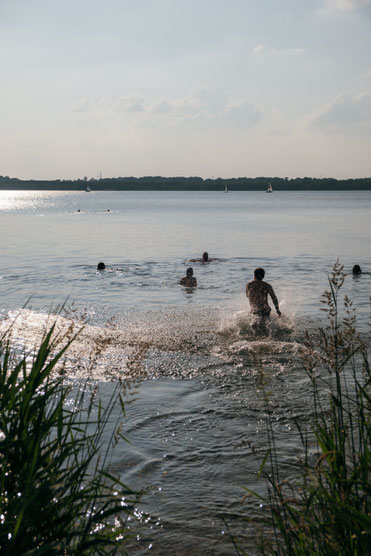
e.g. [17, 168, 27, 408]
[246, 274, 280, 317]
[180, 276, 197, 287]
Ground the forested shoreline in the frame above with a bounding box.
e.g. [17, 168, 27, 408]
[1, 175, 371, 191]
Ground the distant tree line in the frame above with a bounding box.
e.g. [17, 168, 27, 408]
[0, 175, 371, 191]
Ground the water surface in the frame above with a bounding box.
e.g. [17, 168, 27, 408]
[1, 190, 370, 553]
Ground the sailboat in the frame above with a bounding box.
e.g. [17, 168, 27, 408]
[266, 182, 273, 193]
[224, 184, 228, 193]
[85, 185, 91, 192]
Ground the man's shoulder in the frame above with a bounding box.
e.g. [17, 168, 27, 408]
[180, 277, 197, 287]
[247, 280, 264, 287]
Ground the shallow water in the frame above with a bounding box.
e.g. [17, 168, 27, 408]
[0, 190, 370, 553]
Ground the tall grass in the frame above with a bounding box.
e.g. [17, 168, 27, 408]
[242, 261, 370, 555]
[0, 321, 143, 554]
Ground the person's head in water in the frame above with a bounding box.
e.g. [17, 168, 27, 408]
[202, 252, 209, 262]
[187, 267, 193, 277]
[352, 264, 362, 275]
[97, 262, 106, 270]
[254, 267, 265, 280]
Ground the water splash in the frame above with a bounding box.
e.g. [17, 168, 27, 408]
[1, 305, 304, 382]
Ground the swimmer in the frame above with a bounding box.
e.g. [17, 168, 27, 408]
[352, 264, 362, 276]
[189, 251, 214, 263]
[97, 262, 106, 270]
[246, 267, 281, 318]
[180, 267, 197, 287]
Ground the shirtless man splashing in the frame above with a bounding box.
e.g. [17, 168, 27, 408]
[246, 267, 281, 319]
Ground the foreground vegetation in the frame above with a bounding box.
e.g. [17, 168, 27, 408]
[0, 322, 142, 554]
[242, 261, 370, 554]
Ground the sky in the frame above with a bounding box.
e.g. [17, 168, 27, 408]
[1, 0, 371, 180]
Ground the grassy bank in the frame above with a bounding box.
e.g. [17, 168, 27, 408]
[0, 321, 143, 554]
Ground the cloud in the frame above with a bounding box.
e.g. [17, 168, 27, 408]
[308, 92, 371, 128]
[167, 94, 203, 115]
[148, 85, 227, 117]
[252, 43, 265, 55]
[147, 99, 173, 114]
[113, 93, 146, 112]
[69, 98, 94, 113]
[223, 100, 265, 126]
[252, 43, 306, 56]
[191, 85, 229, 113]
[325, 0, 370, 11]
[157, 86, 266, 128]
[69, 86, 270, 130]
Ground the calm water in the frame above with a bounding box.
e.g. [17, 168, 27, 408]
[0, 190, 370, 553]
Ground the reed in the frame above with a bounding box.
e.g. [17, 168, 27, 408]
[241, 261, 370, 555]
[0, 321, 143, 554]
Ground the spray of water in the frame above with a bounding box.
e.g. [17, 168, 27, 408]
[1, 302, 305, 382]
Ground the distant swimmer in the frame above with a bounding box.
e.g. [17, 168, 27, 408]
[246, 267, 281, 318]
[189, 251, 214, 263]
[352, 264, 370, 276]
[97, 262, 106, 270]
[180, 267, 197, 287]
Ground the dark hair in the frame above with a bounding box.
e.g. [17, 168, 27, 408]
[97, 262, 106, 270]
[186, 267, 193, 276]
[254, 267, 265, 280]
[202, 252, 209, 262]
[352, 264, 362, 275]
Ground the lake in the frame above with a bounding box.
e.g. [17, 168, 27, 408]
[0, 190, 370, 553]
